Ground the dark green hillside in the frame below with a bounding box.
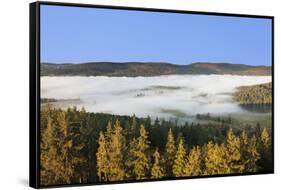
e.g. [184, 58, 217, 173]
[41, 62, 271, 77]
[234, 82, 272, 104]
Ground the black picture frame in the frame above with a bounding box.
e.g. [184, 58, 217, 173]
[30, 1, 274, 189]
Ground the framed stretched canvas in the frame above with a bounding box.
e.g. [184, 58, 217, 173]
[29, 1, 274, 188]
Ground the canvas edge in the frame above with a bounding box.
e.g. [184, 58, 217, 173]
[30, 2, 40, 189]
[29, 1, 275, 189]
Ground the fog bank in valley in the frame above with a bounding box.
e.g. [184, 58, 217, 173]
[41, 75, 271, 120]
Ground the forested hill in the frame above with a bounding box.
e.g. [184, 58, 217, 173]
[234, 82, 272, 104]
[41, 62, 271, 77]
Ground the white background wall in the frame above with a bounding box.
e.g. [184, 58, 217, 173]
[0, 0, 279, 189]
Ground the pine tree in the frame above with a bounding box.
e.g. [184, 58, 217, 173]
[96, 131, 108, 181]
[125, 137, 138, 179]
[247, 135, 260, 172]
[107, 119, 125, 181]
[240, 129, 249, 172]
[56, 111, 74, 184]
[151, 148, 165, 179]
[259, 127, 271, 172]
[129, 125, 150, 180]
[184, 146, 201, 176]
[64, 108, 88, 183]
[261, 127, 270, 151]
[239, 130, 259, 173]
[172, 138, 187, 177]
[41, 111, 75, 185]
[204, 142, 229, 175]
[226, 128, 244, 173]
[165, 128, 176, 176]
[40, 116, 60, 185]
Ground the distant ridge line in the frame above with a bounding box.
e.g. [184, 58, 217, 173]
[41, 62, 271, 77]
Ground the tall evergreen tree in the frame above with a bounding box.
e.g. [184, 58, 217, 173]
[226, 128, 244, 173]
[40, 116, 60, 185]
[184, 146, 201, 176]
[41, 111, 75, 185]
[96, 131, 108, 182]
[151, 148, 165, 179]
[240, 129, 249, 172]
[239, 130, 259, 173]
[260, 127, 271, 171]
[172, 138, 187, 177]
[129, 125, 150, 180]
[125, 137, 138, 179]
[56, 111, 74, 184]
[107, 120, 125, 181]
[204, 142, 229, 175]
[261, 127, 270, 151]
[247, 135, 260, 172]
[165, 128, 176, 176]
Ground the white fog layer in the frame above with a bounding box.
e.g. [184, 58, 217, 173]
[41, 75, 271, 119]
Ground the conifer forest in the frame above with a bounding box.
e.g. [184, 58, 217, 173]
[40, 105, 273, 186]
[38, 4, 273, 187]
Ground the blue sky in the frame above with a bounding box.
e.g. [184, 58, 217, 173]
[40, 5, 272, 66]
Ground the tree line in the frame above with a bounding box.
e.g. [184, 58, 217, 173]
[40, 106, 272, 186]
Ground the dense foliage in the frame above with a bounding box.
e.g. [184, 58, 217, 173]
[234, 82, 272, 104]
[40, 106, 273, 186]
